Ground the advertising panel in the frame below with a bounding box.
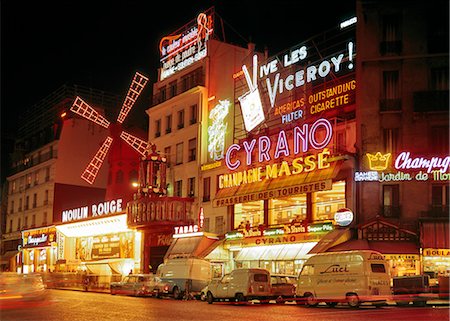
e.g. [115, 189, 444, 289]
[75, 231, 134, 261]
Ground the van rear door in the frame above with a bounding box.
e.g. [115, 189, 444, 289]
[250, 272, 271, 295]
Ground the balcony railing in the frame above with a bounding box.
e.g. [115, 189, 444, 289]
[420, 205, 450, 218]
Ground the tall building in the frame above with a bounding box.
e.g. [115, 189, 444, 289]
[142, 7, 358, 276]
[1, 84, 121, 272]
[354, 0, 449, 277]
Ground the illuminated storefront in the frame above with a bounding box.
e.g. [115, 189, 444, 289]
[355, 152, 449, 277]
[21, 226, 58, 273]
[215, 222, 338, 275]
[55, 198, 141, 278]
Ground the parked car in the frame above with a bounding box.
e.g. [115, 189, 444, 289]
[0, 272, 48, 304]
[110, 274, 157, 297]
[205, 268, 272, 304]
[200, 279, 220, 301]
[152, 276, 171, 298]
[393, 275, 430, 306]
[271, 274, 297, 303]
[296, 250, 391, 308]
[157, 258, 211, 299]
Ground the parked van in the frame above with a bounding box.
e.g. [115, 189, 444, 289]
[296, 250, 391, 307]
[156, 258, 211, 299]
[205, 268, 272, 304]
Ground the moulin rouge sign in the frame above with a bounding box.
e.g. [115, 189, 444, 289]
[61, 198, 123, 223]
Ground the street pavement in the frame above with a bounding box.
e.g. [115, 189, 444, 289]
[1, 289, 449, 321]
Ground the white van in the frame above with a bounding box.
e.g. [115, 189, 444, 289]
[156, 258, 211, 299]
[205, 268, 272, 304]
[296, 250, 391, 307]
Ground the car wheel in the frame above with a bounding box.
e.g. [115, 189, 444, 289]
[200, 292, 206, 301]
[235, 293, 246, 303]
[346, 293, 360, 308]
[173, 286, 181, 300]
[111, 288, 116, 295]
[276, 296, 285, 304]
[326, 302, 338, 307]
[412, 300, 427, 307]
[305, 293, 318, 307]
[207, 291, 214, 304]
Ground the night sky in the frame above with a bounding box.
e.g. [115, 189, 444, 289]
[0, 0, 355, 185]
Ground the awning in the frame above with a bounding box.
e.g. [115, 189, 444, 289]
[327, 239, 420, 254]
[56, 214, 130, 237]
[308, 228, 353, 254]
[420, 221, 449, 249]
[165, 234, 220, 260]
[213, 159, 344, 207]
[235, 243, 316, 261]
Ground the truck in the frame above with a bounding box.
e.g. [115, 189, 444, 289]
[296, 250, 391, 308]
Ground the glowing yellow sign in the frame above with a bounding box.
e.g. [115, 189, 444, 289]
[366, 152, 391, 171]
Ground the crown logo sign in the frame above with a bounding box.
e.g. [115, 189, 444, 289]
[366, 152, 391, 171]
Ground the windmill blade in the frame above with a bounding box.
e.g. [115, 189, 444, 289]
[71, 96, 111, 129]
[117, 72, 149, 124]
[81, 136, 113, 184]
[120, 130, 149, 157]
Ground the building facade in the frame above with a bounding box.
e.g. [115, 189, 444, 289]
[354, 0, 449, 278]
[2, 85, 120, 272]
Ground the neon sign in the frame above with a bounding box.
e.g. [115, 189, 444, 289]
[159, 11, 213, 80]
[61, 198, 123, 223]
[394, 152, 450, 173]
[355, 151, 450, 182]
[367, 152, 391, 171]
[225, 118, 333, 171]
[208, 99, 230, 161]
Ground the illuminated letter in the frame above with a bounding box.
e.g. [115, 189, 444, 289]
[259, 136, 271, 162]
[266, 74, 280, 107]
[243, 139, 257, 165]
[274, 130, 290, 159]
[226, 144, 241, 170]
[310, 118, 333, 149]
[294, 125, 308, 154]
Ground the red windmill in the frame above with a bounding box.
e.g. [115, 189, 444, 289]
[70, 71, 150, 185]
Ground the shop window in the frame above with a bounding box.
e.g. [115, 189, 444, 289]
[163, 146, 171, 168]
[189, 104, 197, 124]
[187, 177, 195, 197]
[203, 217, 210, 232]
[312, 181, 346, 221]
[174, 180, 182, 197]
[188, 138, 196, 161]
[431, 184, 449, 216]
[215, 216, 224, 235]
[165, 115, 172, 134]
[431, 126, 449, 155]
[234, 200, 264, 229]
[155, 119, 161, 138]
[269, 195, 307, 225]
[175, 143, 183, 165]
[380, 14, 402, 55]
[382, 184, 400, 218]
[129, 169, 138, 183]
[380, 70, 401, 111]
[203, 177, 211, 202]
[177, 109, 185, 129]
[383, 128, 399, 153]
